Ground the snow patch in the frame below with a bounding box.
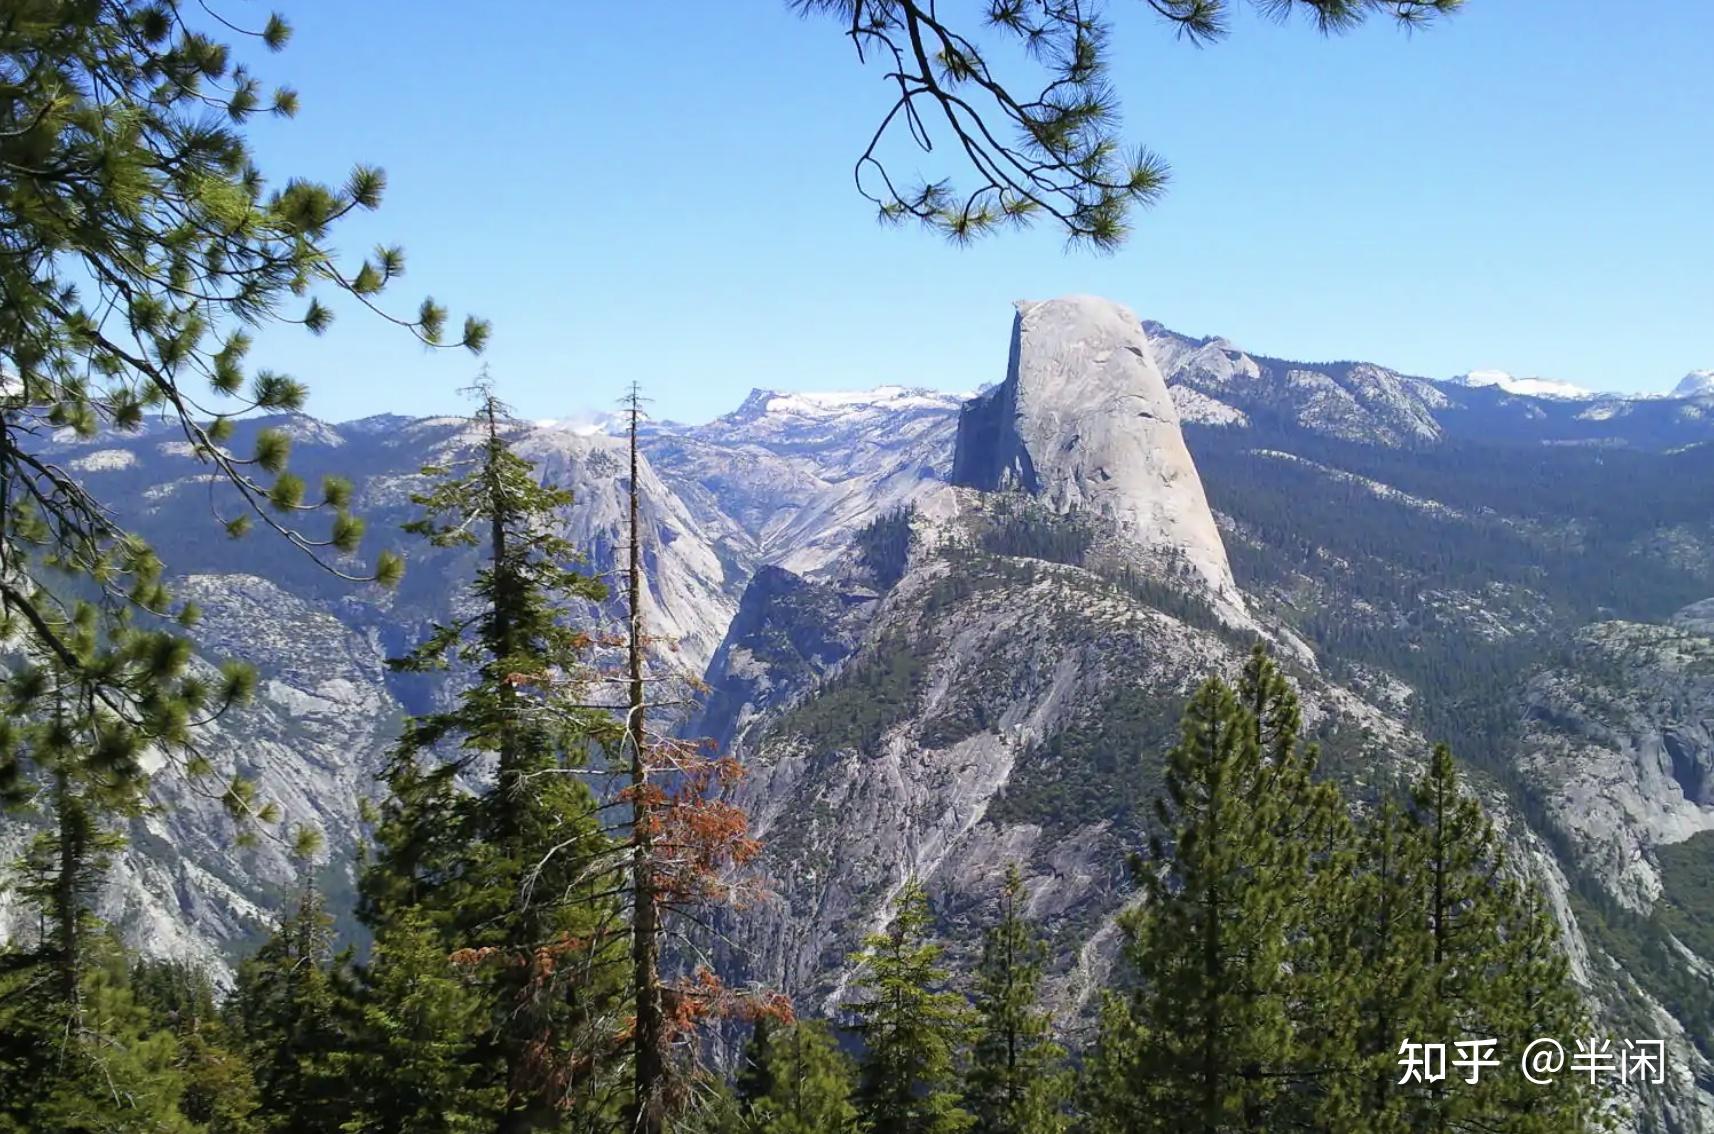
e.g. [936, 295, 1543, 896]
[1454, 369, 1596, 400]
[70, 448, 138, 472]
[531, 409, 625, 435]
[1674, 370, 1714, 398]
[761, 386, 969, 417]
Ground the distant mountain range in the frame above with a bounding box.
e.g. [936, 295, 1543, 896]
[9, 296, 1714, 1130]
[1445, 367, 1714, 402]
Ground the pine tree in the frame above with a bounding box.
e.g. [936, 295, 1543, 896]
[851, 877, 973, 1134]
[1114, 675, 1291, 1131]
[1485, 883, 1610, 1132]
[0, 0, 484, 868]
[614, 385, 770, 1129]
[1315, 798, 1434, 1134]
[0, 654, 244, 1133]
[230, 871, 348, 1134]
[1092, 651, 1345, 1133]
[0, 940, 197, 1133]
[1, 9, 480, 1117]
[1403, 745, 1611, 1133]
[338, 910, 503, 1134]
[1, 622, 252, 992]
[622, 384, 669, 1133]
[359, 380, 626, 1132]
[1238, 646, 1357, 1126]
[796, 0, 1461, 248]
[1404, 744, 1503, 1132]
[965, 866, 1070, 1134]
[1080, 665, 1609, 1134]
[1315, 746, 1610, 1134]
[746, 1020, 862, 1134]
[131, 959, 261, 1134]
[1077, 992, 1147, 1134]
[685, 1083, 748, 1134]
[736, 1016, 780, 1115]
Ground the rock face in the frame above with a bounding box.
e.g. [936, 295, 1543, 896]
[953, 297, 1239, 603]
[1520, 618, 1714, 909]
[696, 565, 870, 751]
[645, 385, 964, 575]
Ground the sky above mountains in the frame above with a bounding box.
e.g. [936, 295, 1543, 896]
[240, 2, 1714, 424]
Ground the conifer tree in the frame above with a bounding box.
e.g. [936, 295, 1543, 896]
[1081, 664, 1609, 1134]
[735, 1016, 780, 1115]
[1238, 645, 1356, 1126]
[1, 11, 480, 1114]
[131, 959, 262, 1134]
[613, 385, 771, 1130]
[1315, 799, 1434, 1134]
[0, 645, 249, 1132]
[1402, 744, 1610, 1133]
[1110, 675, 1293, 1131]
[965, 866, 1070, 1134]
[0, 10, 477, 1116]
[796, 0, 1461, 248]
[1403, 744, 1503, 1132]
[2, 615, 253, 994]
[338, 910, 503, 1134]
[1091, 652, 1345, 1133]
[1077, 992, 1148, 1134]
[0, 0, 484, 850]
[623, 384, 669, 1132]
[230, 863, 347, 1134]
[744, 1020, 862, 1134]
[851, 877, 973, 1134]
[359, 380, 626, 1131]
[1317, 747, 1609, 1134]
[1485, 884, 1609, 1133]
[0, 945, 199, 1133]
[688, 1086, 746, 1134]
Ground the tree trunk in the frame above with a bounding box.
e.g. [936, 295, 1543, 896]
[52, 764, 83, 1006]
[627, 391, 665, 1134]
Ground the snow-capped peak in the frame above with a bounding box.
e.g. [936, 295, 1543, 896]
[714, 385, 971, 431]
[1452, 369, 1595, 401]
[745, 385, 968, 417]
[531, 409, 626, 436]
[1672, 370, 1714, 399]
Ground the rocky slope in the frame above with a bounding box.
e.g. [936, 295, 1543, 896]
[2, 414, 751, 965]
[642, 385, 966, 574]
[1147, 320, 1714, 452]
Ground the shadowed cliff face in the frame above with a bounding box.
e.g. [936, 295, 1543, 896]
[950, 316, 1036, 493]
[952, 296, 1241, 606]
[696, 565, 870, 752]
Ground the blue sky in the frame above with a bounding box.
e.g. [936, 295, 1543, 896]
[241, 2, 1714, 424]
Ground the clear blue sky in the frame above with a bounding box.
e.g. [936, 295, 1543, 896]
[240, 1, 1714, 424]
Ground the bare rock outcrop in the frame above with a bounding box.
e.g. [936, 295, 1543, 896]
[953, 296, 1241, 606]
